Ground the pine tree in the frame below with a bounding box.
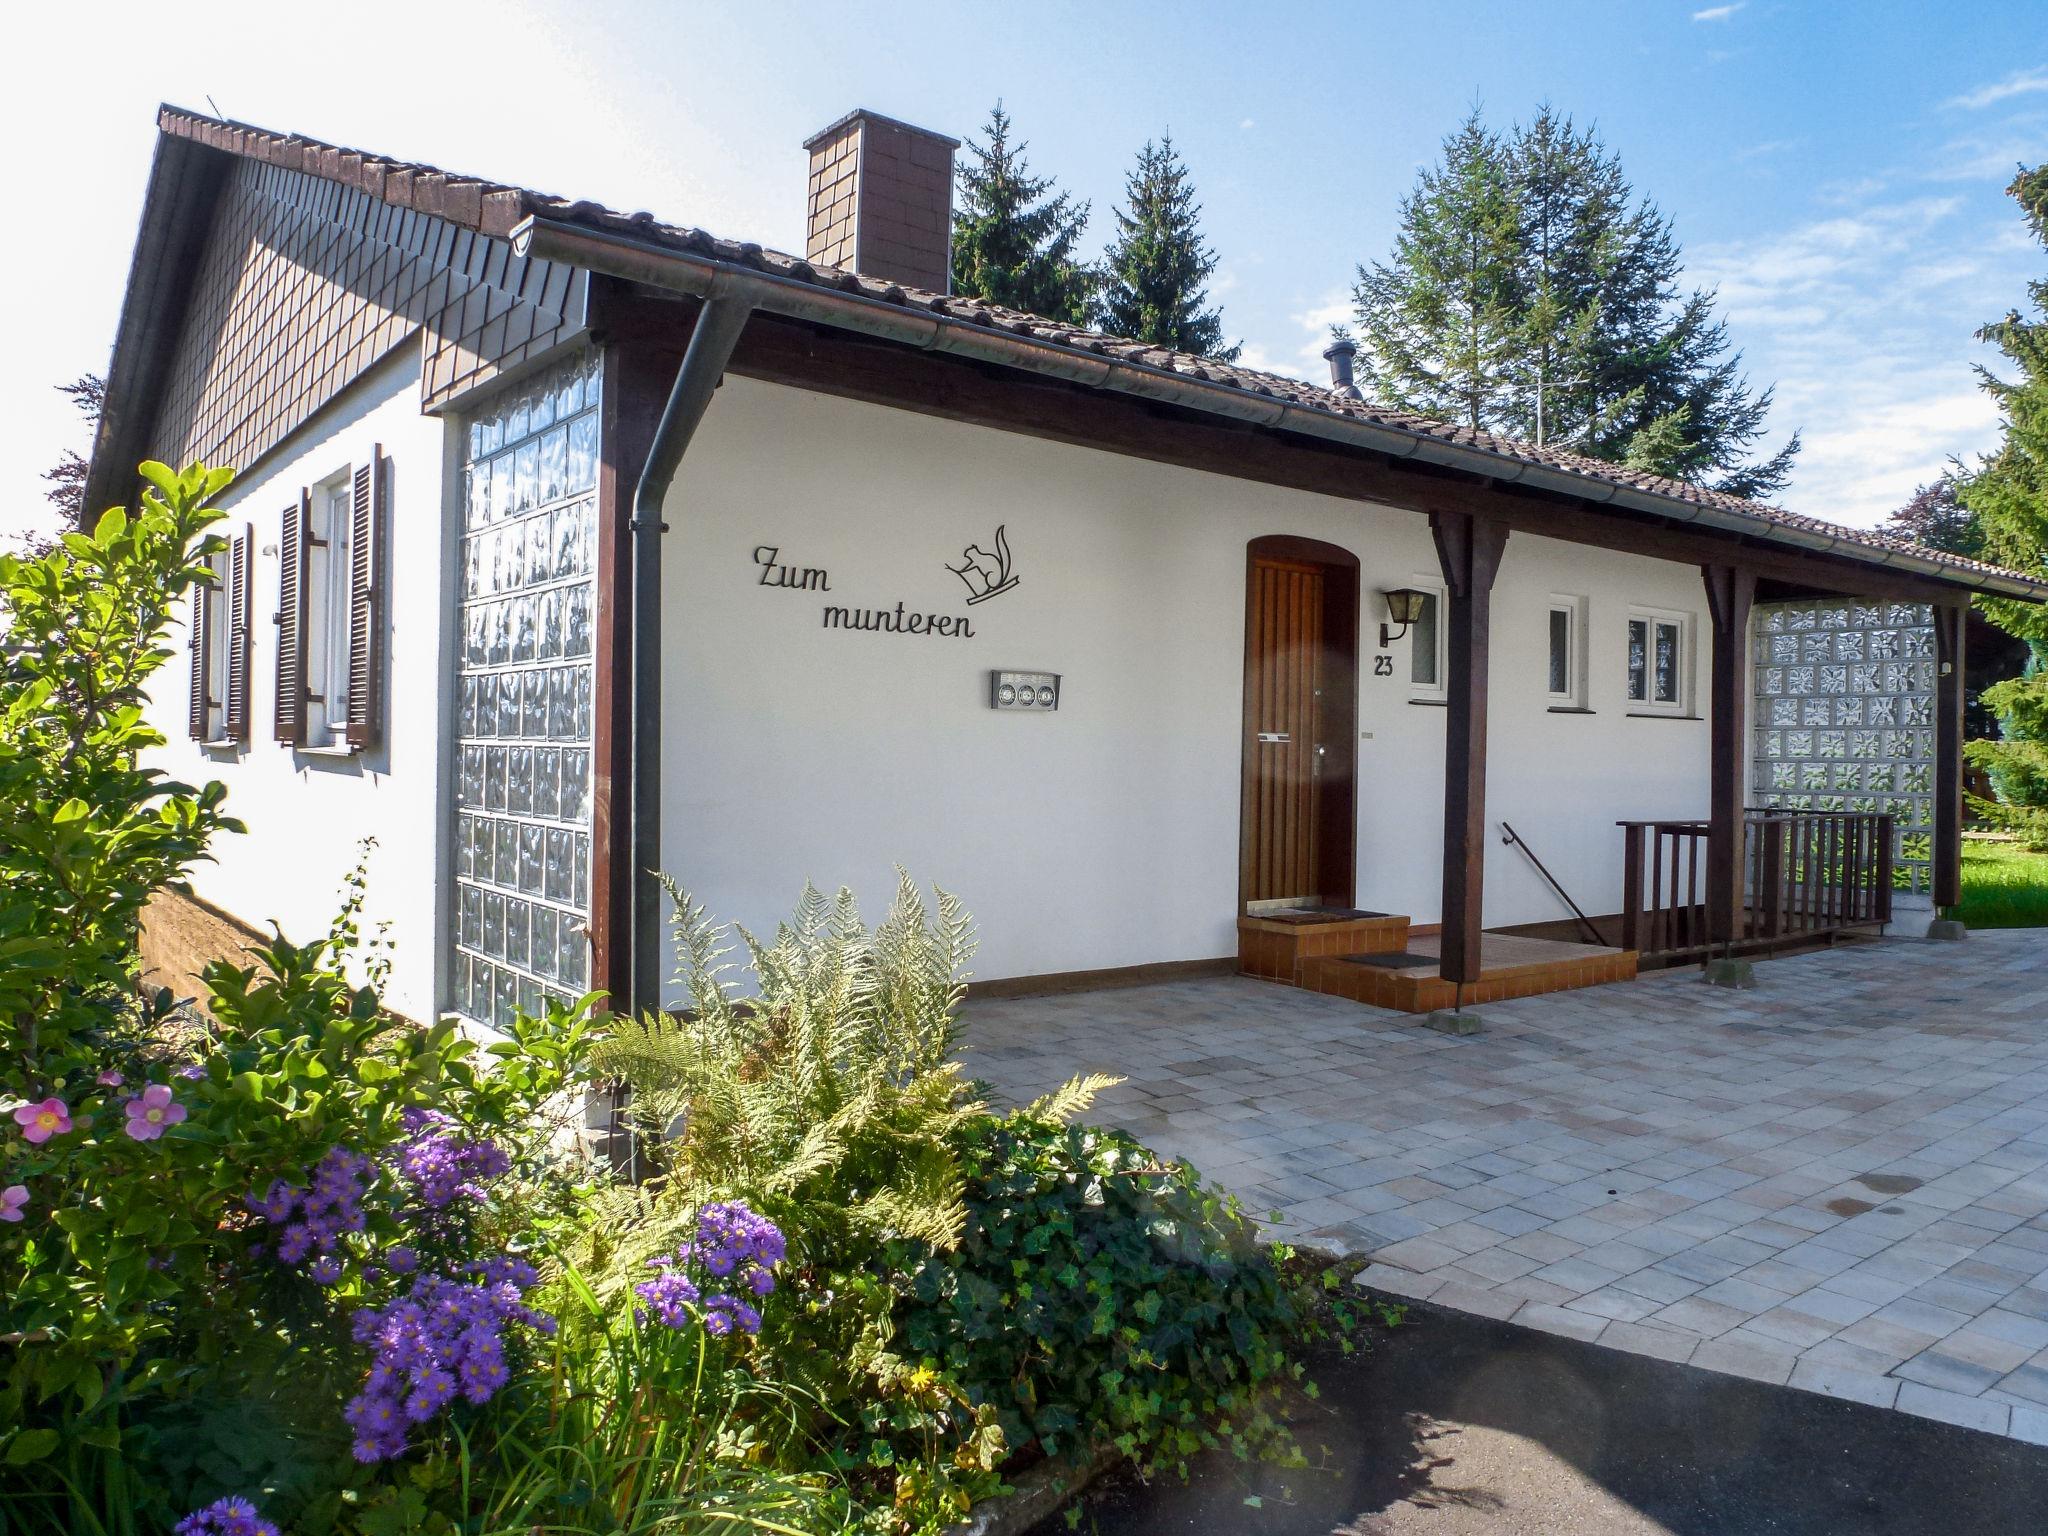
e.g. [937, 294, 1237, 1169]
[1353, 113, 1522, 432]
[950, 102, 1095, 326]
[1094, 134, 1239, 361]
[1960, 165, 2048, 846]
[1352, 106, 1799, 499]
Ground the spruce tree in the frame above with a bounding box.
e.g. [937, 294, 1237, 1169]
[1960, 165, 2048, 846]
[1353, 113, 1522, 432]
[950, 102, 1095, 326]
[1095, 134, 1239, 361]
[1352, 106, 1799, 499]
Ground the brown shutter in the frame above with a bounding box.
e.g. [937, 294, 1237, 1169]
[224, 530, 253, 742]
[274, 492, 309, 745]
[187, 569, 212, 740]
[345, 445, 385, 750]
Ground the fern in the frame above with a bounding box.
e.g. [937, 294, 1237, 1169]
[588, 872, 984, 1291]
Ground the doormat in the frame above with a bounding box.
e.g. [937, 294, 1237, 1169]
[1258, 908, 1392, 925]
[1338, 952, 1437, 970]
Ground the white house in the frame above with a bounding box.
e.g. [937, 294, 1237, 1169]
[87, 106, 2048, 1029]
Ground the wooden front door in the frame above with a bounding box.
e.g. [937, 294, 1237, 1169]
[1240, 538, 1358, 910]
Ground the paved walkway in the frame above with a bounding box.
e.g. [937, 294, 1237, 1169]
[963, 932, 2048, 1444]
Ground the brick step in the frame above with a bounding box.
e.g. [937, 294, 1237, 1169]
[1237, 909, 1411, 984]
[1298, 942, 1638, 1014]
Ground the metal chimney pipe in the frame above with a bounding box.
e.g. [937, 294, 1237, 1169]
[1323, 336, 1363, 399]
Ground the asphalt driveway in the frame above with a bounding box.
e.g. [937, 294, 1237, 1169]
[1050, 1297, 2048, 1535]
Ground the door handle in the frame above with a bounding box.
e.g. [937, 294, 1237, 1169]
[1256, 732, 1291, 744]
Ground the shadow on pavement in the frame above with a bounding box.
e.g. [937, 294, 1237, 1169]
[1048, 1298, 2048, 1535]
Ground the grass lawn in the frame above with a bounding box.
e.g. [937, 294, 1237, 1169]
[1951, 836, 2048, 928]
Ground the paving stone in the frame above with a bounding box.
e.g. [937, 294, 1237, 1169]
[1691, 1332, 1800, 1386]
[1512, 1302, 1609, 1343]
[1895, 1382, 2013, 1437]
[1596, 1320, 1699, 1364]
[1789, 1358, 1902, 1409]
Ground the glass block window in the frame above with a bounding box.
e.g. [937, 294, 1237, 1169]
[1752, 599, 1935, 892]
[450, 352, 601, 1027]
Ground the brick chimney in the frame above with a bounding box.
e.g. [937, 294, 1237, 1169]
[803, 109, 959, 294]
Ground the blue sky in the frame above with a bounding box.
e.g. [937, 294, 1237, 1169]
[3, 0, 2044, 543]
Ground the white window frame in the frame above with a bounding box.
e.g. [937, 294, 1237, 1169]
[1547, 594, 1589, 709]
[201, 547, 232, 744]
[1626, 605, 1693, 715]
[306, 467, 356, 746]
[1407, 578, 1448, 701]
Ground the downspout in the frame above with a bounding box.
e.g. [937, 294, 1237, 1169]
[627, 289, 755, 1014]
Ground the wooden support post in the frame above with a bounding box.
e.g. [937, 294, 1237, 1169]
[1933, 603, 1967, 913]
[1431, 510, 1508, 987]
[1702, 564, 1758, 952]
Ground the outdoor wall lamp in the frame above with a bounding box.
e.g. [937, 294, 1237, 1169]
[1380, 587, 1429, 647]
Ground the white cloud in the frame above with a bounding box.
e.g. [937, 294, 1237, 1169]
[1688, 190, 2019, 526]
[1945, 66, 2048, 111]
[1239, 117, 1256, 131]
[1235, 288, 1353, 384]
[1691, 3, 1745, 21]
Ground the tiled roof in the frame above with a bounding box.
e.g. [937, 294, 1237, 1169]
[152, 105, 2044, 595]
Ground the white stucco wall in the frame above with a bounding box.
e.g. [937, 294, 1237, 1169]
[659, 375, 1713, 985]
[144, 347, 455, 1020]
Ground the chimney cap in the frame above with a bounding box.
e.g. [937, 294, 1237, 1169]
[803, 107, 959, 153]
[1321, 335, 1357, 361]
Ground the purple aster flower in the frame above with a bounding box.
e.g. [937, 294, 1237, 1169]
[174, 1495, 281, 1536]
[343, 1265, 552, 1460]
[634, 1201, 784, 1337]
[309, 1255, 344, 1286]
[386, 1244, 417, 1274]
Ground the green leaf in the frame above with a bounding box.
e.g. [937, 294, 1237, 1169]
[4, 1428, 60, 1464]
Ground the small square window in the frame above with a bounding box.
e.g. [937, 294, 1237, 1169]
[1627, 608, 1692, 714]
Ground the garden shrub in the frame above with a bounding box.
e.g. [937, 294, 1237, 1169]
[895, 1112, 1306, 1478]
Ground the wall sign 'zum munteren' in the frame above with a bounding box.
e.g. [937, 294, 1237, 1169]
[750, 525, 1024, 640]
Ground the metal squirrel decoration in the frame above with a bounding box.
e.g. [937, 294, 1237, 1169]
[947, 524, 1020, 605]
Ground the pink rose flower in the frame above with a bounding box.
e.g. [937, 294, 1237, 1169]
[0, 1185, 26, 1222]
[14, 1098, 71, 1144]
[123, 1084, 187, 1142]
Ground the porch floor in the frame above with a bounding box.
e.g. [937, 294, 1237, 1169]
[1299, 930, 1638, 1012]
[962, 930, 2048, 1444]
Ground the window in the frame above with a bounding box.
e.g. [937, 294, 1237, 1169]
[276, 448, 384, 750]
[188, 526, 251, 745]
[306, 474, 355, 742]
[1547, 595, 1588, 708]
[1627, 608, 1691, 713]
[1408, 583, 1445, 697]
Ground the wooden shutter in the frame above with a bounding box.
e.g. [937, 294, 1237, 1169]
[345, 445, 385, 750]
[274, 492, 310, 745]
[224, 530, 253, 742]
[187, 568, 212, 740]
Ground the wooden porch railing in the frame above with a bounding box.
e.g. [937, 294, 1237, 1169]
[1618, 810, 1894, 964]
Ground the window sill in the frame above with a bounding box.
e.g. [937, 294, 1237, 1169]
[200, 738, 242, 753]
[295, 743, 361, 760]
[1626, 711, 1703, 721]
[1546, 705, 1596, 714]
